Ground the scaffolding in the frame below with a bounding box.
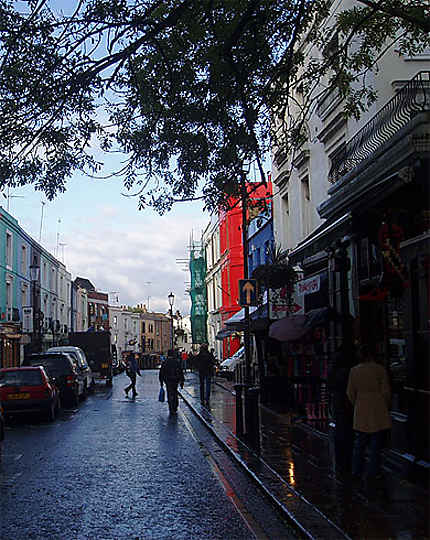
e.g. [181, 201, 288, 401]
[189, 239, 207, 344]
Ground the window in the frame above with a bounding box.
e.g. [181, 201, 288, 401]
[6, 232, 12, 268]
[302, 176, 310, 201]
[142, 321, 145, 333]
[113, 315, 117, 325]
[51, 267, 55, 292]
[21, 245, 27, 275]
[301, 175, 311, 238]
[21, 284, 28, 308]
[43, 262, 47, 287]
[282, 193, 289, 215]
[6, 279, 12, 314]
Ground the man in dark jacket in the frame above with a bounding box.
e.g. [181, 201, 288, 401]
[195, 343, 216, 405]
[124, 352, 141, 398]
[159, 350, 185, 414]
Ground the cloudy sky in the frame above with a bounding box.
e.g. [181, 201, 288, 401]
[4, 172, 209, 316]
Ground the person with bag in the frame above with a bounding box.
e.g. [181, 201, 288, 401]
[159, 350, 184, 414]
[347, 344, 391, 489]
[195, 343, 216, 406]
[124, 352, 141, 398]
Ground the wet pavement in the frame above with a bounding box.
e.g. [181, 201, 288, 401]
[0, 371, 295, 539]
[180, 372, 430, 539]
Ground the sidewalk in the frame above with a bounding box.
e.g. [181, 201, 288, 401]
[179, 372, 429, 539]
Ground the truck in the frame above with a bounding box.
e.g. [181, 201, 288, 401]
[68, 331, 113, 387]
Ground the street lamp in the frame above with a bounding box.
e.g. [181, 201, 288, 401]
[29, 256, 40, 352]
[168, 292, 174, 352]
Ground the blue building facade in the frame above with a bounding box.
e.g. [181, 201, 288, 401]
[247, 206, 274, 277]
[0, 207, 71, 367]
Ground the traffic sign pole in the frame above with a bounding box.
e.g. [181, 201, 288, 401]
[239, 173, 260, 449]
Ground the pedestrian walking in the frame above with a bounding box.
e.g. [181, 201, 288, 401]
[347, 344, 391, 487]
[181, 350, 188, 372]
[195, 343, 216, 406]
[124, 352, 141, 398]
[159, 350, 184, 414]
[327, 344, 355, 478]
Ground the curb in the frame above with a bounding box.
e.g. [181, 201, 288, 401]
[179, 385, 350, 540]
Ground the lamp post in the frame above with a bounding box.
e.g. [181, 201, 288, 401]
[168, 292, 175, 353]
[29, 256, 40, 353]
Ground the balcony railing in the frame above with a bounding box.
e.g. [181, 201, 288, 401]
[329, 71, 430, 183]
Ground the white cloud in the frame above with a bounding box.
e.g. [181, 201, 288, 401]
[8, 180, 209, 316]
[63, 205, 207, 315]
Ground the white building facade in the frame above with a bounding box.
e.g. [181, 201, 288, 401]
[109, 305, 141, 360]
[202, 215, 223, 360]
[272, 0, 427, 255]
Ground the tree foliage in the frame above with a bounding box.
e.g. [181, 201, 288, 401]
[0, 0, 428, 213]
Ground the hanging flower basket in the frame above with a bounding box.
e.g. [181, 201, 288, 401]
[252, 263, 297, 290]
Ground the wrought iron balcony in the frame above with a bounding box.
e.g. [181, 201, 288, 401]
[329, 71, 430, 183]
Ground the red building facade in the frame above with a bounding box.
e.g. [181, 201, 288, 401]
[219, 182, 272, 358]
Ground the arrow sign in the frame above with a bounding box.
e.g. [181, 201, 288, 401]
[239, 279, 258, 306]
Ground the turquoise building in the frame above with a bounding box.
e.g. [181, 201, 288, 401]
[0, 207, 71, 367]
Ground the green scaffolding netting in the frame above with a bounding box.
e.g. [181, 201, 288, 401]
[189, 246, 207, 344]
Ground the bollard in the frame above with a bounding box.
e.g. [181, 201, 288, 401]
[245, 386, 260, 451]
[233, 383, 244, 436]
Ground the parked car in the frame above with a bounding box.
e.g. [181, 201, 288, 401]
[0, 366, 60, 421]
[23, 352, 86, 407]
[217, 346, 244, 381]
[47, 346, 93, 392]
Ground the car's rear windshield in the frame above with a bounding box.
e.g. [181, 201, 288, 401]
[0, 370, 43, 386]
[26, 356, 73, 376]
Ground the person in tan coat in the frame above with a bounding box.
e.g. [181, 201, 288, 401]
[347, 344, 391, 481]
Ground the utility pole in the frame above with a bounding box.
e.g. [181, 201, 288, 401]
[234, 170, 260, 449]
[240, 173, 252, 388]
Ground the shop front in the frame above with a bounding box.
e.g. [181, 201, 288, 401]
[0, 322, 23, 368]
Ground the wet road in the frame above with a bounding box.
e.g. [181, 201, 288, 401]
[0, 370, 294, 539]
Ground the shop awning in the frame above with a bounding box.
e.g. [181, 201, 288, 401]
[215, 327, 237, 340]
[224, 304, 269, 332]
[268, 307, 341, 342]
[225, 307, 257, 327]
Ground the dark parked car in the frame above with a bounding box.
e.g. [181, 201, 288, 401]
[47, 346, 93, 392]
[23, 352, 86, 407]
[0, 366, 60, 421]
